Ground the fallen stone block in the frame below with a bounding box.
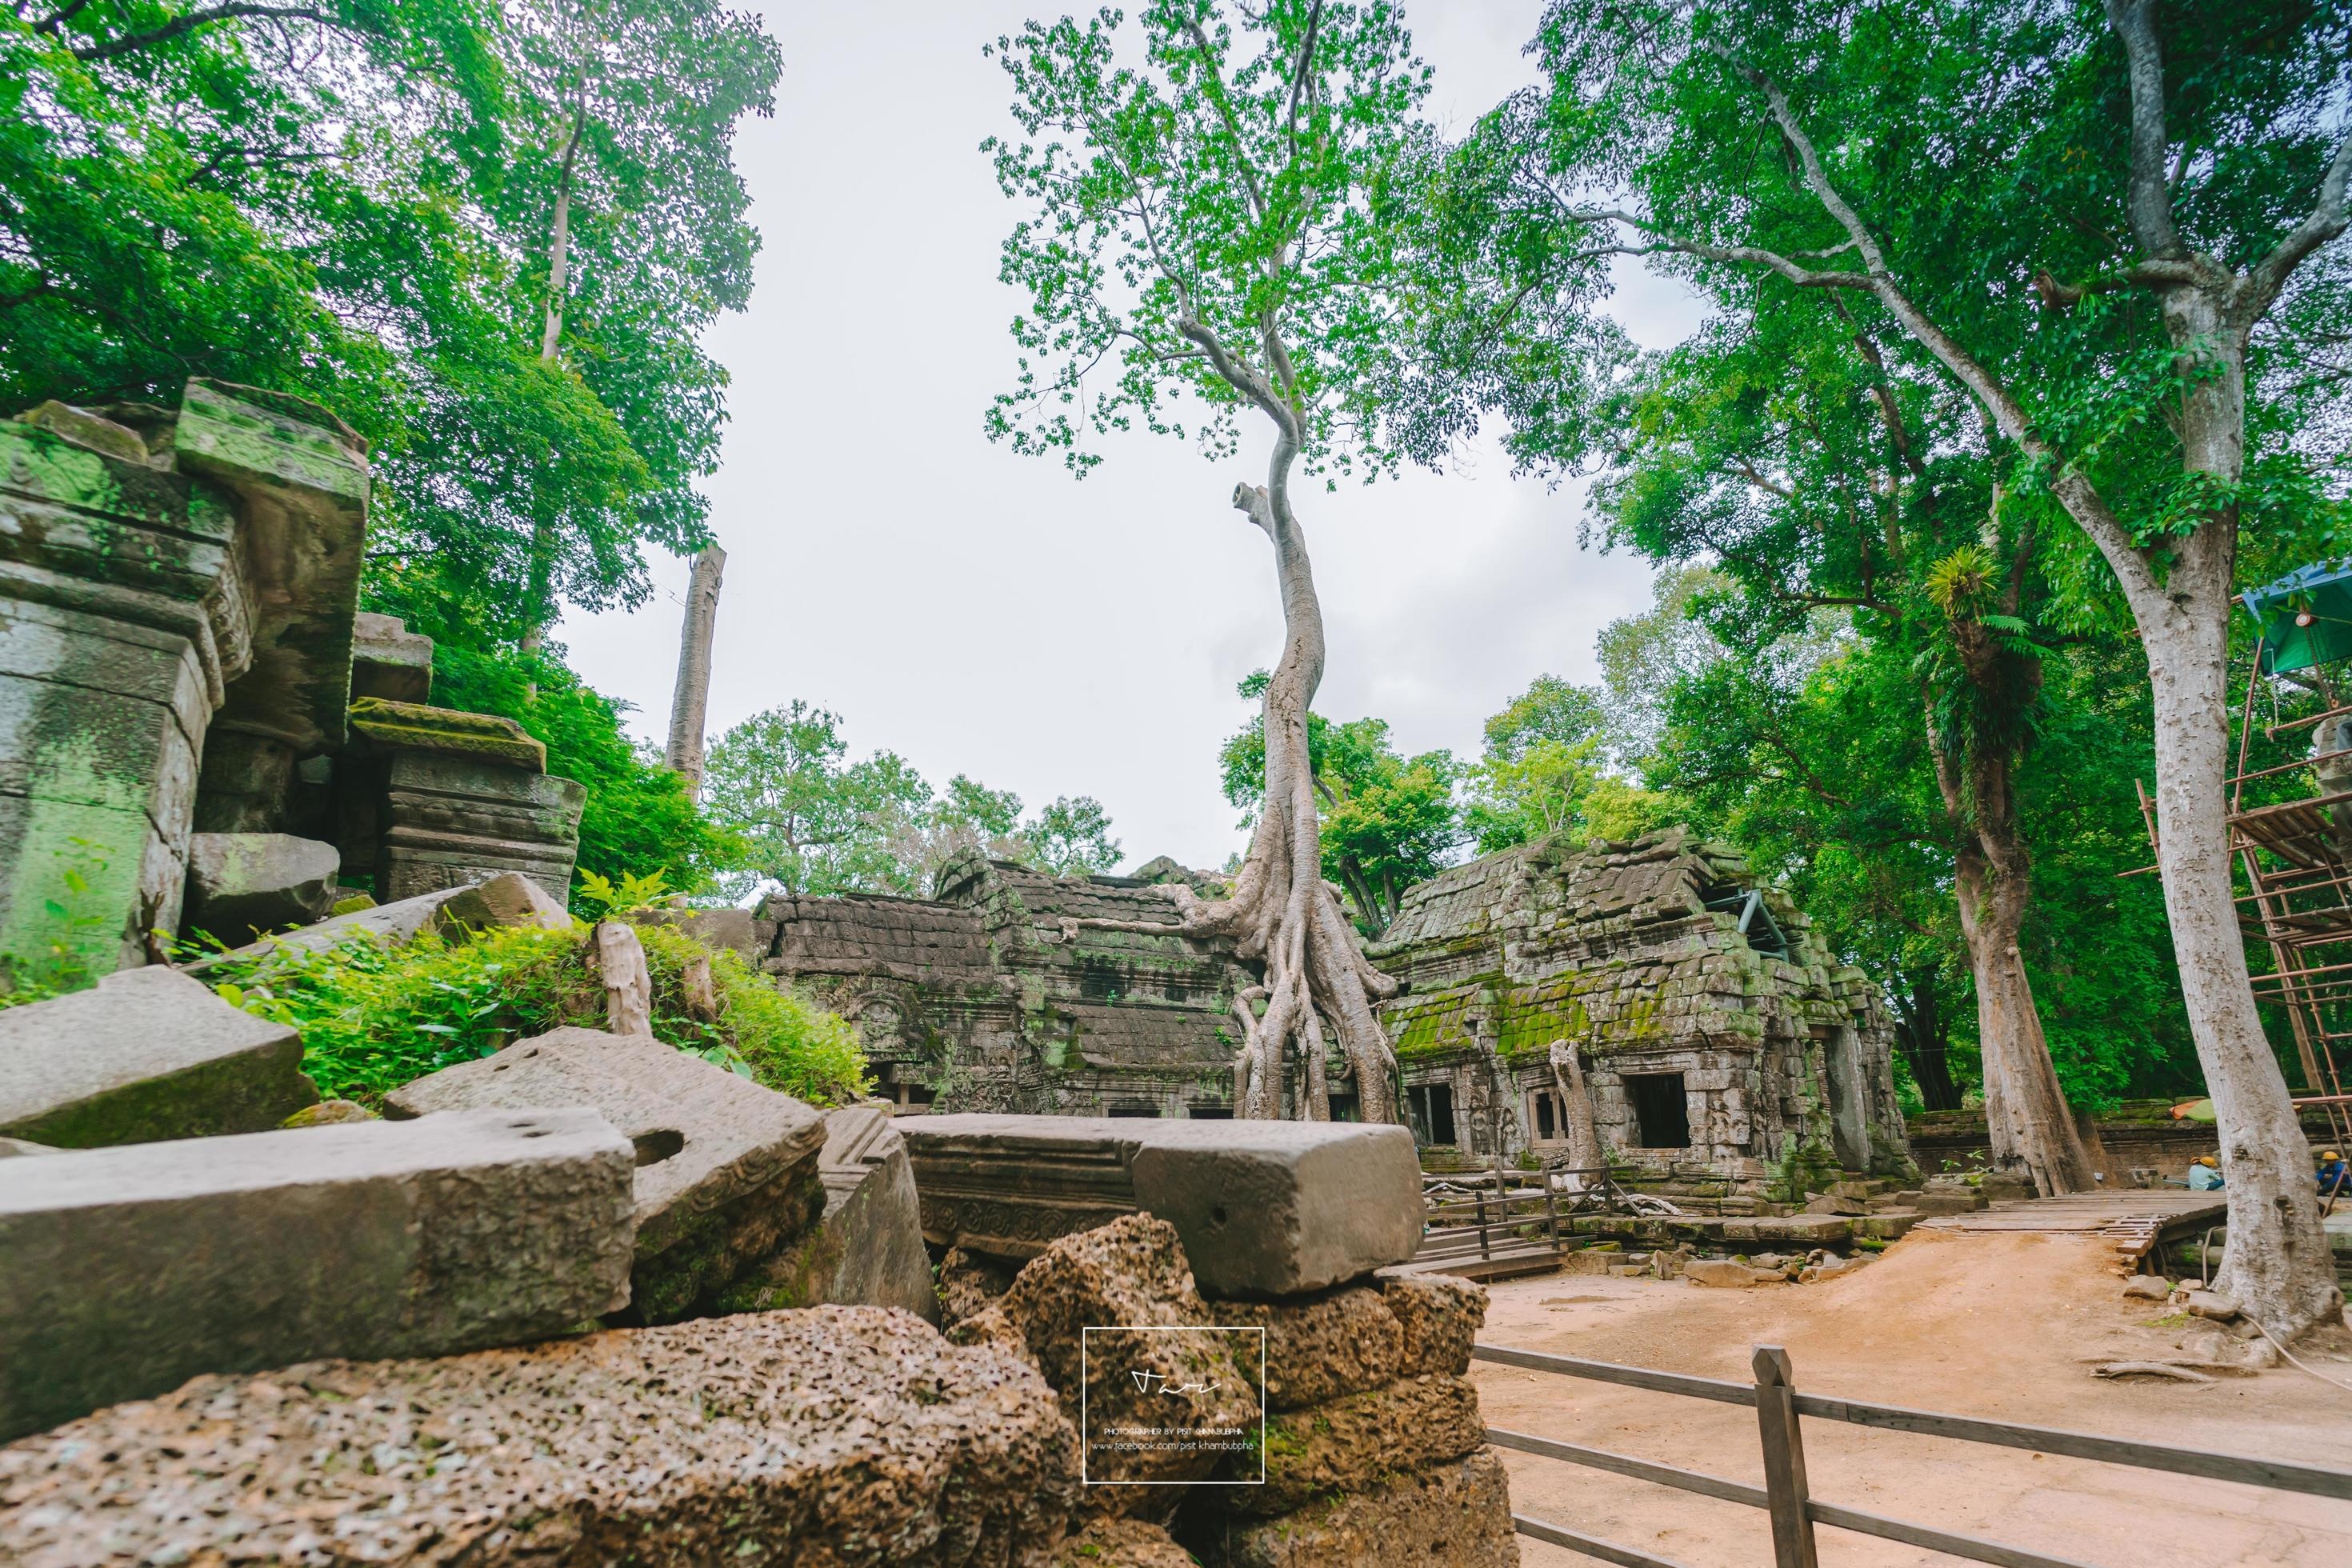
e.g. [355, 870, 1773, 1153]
[2122, 1275, 2173, 1301]
[1178, 1450, 1518, 1568]
[1804, 1191, 1867, 1215]
[1056, 1516, 1202, 1568]
[990, 1214, 1259, 1494]
[710, 1103, 936, 1322]
[1911, 1190, 1986, 1215]
[0, 964, 316, 1147]
[385, 1027, 825, 1323]
[1852, 1212, 1920, 1242]
[904, 1113, 1422, 1298]
[279, 1098, 376, 1127]
[1375, 1270, 1486, 1377]
[2182, 1288, 2242, 1321]
[0, 1107, 634, 1442]
[194, 870, 573, 968]
[1230, 1374, 1487, 1516]
[0, 1306, 1077, 1566]
[1684, 1258, 1755, 1288]
[1751, 1214, 1854, 1246]
[182, 832, 341, 943]
[938, 1245, 1017, 1329]
[1204, 1282, 1406, 1411]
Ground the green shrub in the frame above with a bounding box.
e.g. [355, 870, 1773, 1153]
[206, 920, 868, 1109]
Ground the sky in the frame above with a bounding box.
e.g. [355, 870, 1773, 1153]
[554, 2, 1708, 875]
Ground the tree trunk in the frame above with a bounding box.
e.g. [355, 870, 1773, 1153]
[2114, 467, 2341, 1333]
[1548, 1038, 1605, 1178]
[1928, 714, 2096, 1194]
[521, 104, 588, 664]
[666, 542, 726, 799]
[1891, 965, 1963, 1113]
[1080, 430, 1400, 1122]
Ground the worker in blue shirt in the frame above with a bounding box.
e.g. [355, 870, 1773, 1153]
[2186, 1156, 2224, 1191]
[2317, 1150, 2347, 1197]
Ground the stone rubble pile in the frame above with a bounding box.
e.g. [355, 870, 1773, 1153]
[938, 1210, 1519, 1567]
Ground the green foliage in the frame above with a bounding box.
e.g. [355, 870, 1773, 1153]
[422, 638, 731, 906]
[0, 837, 119, 1006]
[703, 700, 1122, 898]
[2, 0, 779, 642]
[1218, 671, 1456, 934]
[205, 919, 867, 1107]
[983, 0, 1478, 482]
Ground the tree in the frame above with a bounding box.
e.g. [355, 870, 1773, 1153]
[701, 702, 934, 898]
[986, 0, 1514, 1121]
[1481, 0, 2347, 1330]
[1218, 674, 1458, 935]
[2, 0, 777, 648]
[701, 702, 1125, 897]
[1462, 675, 1609, 854]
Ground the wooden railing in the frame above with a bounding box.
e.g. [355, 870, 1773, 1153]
[1418, 1166, 1632, 1272]
[1475, 1340, 2352, 1568]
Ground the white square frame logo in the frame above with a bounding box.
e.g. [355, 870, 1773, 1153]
[1078, 1324, 1268, 1487]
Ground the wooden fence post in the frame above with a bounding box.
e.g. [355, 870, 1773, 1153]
[1753, 1345, 1818, 1568]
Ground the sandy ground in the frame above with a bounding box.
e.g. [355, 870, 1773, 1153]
[1468, 1229, 2352, 1567]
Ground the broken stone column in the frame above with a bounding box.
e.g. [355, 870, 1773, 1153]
[0, 964, 318, 1146]
[385, 1027, 826, 1322]
[0, 1107, 634, 1441]
[339, 698, 586, 902]
[350, 611, 434, 703]
[902, 1114, 1424, 1297]
[712, 1102, 937, 1320]
[0, 382, 367, 981]
[0, 1306, 1075, 1564]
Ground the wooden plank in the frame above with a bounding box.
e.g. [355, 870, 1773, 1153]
[1473, 1344, 1755, 1406]
[1486, 1427, 1766, 1509]
[1790, 1391, 2352, 1501]
[1512, 1513, 1701, 1568]
[1806, 1500, 2098, 1568]
[1753, 1347, 1818, 1568]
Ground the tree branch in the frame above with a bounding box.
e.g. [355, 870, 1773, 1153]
[70, 1, 328, 62]
[2246, 126, 2352, 313]
[2102, 0, 2187, 260]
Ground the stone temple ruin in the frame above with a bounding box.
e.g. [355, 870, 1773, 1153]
[0, 382, 583, 978]
[746, 830, 1912, 1188]
[1373, 828, 1913, 1189]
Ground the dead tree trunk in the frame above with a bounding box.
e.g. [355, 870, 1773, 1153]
[1547, 1038, 1605, 1178]
[522, 101, 588, 665]
[1082, 425, 1399, 1122]
[665, 542, 726, 799]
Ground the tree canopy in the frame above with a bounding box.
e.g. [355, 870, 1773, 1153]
[702, 702, 1123, 899]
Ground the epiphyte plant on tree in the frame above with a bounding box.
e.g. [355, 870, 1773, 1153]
[982, 0, 1484, 1122]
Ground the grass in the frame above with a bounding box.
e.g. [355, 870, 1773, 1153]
[203, 918, 870, 1108]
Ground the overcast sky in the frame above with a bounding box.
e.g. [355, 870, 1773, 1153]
[553, 2, 1706, 874]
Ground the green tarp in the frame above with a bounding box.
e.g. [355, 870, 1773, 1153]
[2241, 561, 2352, 674]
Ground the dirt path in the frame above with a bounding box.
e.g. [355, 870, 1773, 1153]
[1469, 1229, 2352, 1567]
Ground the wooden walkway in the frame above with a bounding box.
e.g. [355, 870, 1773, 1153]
[1918, 1189, 2227, 1269]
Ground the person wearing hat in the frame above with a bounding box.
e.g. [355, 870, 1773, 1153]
[2317, 1150, 2347, 1197]
[2187, 1155, 2224, 1191]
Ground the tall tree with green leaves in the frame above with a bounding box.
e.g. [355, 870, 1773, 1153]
[985, 0, 1532, 1121]
[1458, 0, 2349, 1330]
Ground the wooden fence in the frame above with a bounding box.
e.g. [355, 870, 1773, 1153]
[1476, 1340, 2352, 1568]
